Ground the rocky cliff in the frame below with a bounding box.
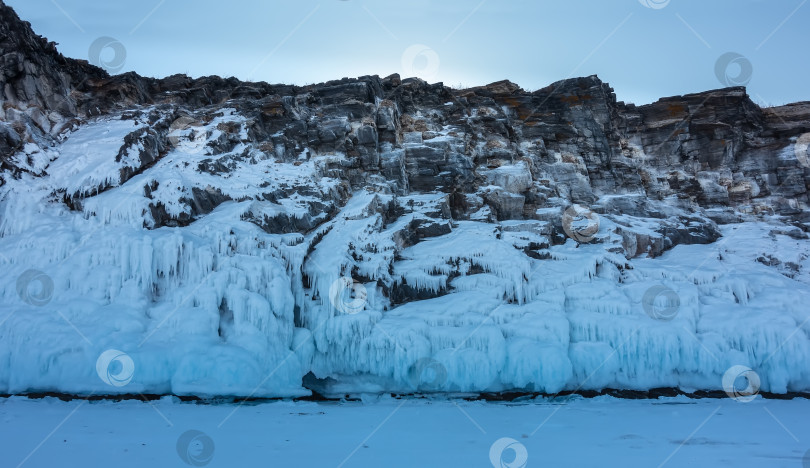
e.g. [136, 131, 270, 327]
[2, 1, 810, 398]
[3, 1, 809, 230]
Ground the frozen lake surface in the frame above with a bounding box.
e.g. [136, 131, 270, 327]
[3, 395, 810, 467]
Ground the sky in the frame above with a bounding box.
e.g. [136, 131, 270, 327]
[6, 0, 809, 106]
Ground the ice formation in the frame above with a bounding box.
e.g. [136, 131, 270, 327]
[2, 107, 810, 398]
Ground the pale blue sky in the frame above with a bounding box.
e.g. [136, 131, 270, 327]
[7, 0, 808, 105]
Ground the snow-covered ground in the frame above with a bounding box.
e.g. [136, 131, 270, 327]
[3, 395, 810, 467]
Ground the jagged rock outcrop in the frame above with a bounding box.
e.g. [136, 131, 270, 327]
[0, 0, 808, 263]
[2, 0, 807, 229]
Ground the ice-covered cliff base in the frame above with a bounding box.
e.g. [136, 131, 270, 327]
[1, 112, 809, 398]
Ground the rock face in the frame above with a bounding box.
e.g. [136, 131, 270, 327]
[2, 0, 808, 230]
[2, 1, 810, 398]
[1, 0, 808, 296]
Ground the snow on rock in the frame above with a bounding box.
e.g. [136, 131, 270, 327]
[45, 117, 148, 197]
[2, 104, 810, 399]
